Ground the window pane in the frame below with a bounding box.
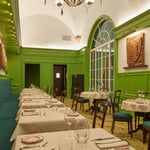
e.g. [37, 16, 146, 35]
[90, 19, 114, 93]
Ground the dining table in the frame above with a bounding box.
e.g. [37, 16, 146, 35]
[20, 98, 65, 109]
[80, 91, 110, 100]
[80, 91, 110, 112]
[121, 98, 150, 133]
[10, 107, 85, 142]
[19, 88, 65, 108]
[121, 98, 150, 112]
[12, 128, 135, 150]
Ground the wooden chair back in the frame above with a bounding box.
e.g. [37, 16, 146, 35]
[92, 99, 108, 128]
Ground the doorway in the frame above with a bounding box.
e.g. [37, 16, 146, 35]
[25, 64, 40, 88]
[53, 65, 66, 96]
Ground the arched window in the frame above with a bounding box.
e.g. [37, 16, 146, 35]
[90, 18, 114, 93]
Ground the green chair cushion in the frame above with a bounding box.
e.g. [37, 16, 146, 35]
[114, 112, 132, 120]
[143, 121, 150, 128]
[77, 97, 89, 103]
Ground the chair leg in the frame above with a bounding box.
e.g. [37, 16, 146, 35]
[143, 128, 147, 143]
[130, 121, 133, 138]
[71, 99, 75, 109]
[108, 105, 112, 114]
[148, 134, 150, 150]
[135, 114, 137, 129]
[111, 120, 115, 134]
[82, 103, 84, 111]
[75, 101, 78, 111]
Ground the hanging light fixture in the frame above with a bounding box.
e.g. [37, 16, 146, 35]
[44, 0, 96, 15]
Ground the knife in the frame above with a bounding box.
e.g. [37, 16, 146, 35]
[91, 137, 115, 141]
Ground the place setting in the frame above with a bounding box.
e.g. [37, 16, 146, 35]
[19, 134, 54, 150]
[93, 138, 130, 150]
[21, 109, 40, 116]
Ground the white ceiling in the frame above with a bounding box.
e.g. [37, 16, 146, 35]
[18, 0, 150, 50]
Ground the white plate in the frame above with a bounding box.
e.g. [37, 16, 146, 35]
[21, 135, 44, 144]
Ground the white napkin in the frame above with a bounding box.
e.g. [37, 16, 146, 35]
[95, 138, 129, 149]
[22, 111, 39, 116]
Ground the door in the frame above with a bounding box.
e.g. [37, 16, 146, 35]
[25, 64, 40, 88]
[53, 65, 66, 96]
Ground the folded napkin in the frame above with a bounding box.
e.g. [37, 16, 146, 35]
[22, 111, 39, 116]
[95, 138, 129, 149]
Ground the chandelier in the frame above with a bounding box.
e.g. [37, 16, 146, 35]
[44, 0, 96, 15]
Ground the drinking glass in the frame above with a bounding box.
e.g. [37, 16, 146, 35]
[74, 118, 90, 149]
[64, 108, 76, 138]
[59, 138, 73, 150]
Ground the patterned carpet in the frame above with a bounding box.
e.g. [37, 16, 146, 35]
[64, 98, 148, 150]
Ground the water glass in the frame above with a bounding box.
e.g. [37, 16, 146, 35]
[59, 138, 73, 150]
[74, 118, 90, 146]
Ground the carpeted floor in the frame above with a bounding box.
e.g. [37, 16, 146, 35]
[63, 98, 148, 150]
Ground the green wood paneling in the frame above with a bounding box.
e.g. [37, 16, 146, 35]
[6, 47, 86, 97]
[114, 10, 150, 100]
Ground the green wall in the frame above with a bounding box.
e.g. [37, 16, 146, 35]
[1, 10, 150, 99]
[6, 47, 86, 97]
[114, 9, 150, 100]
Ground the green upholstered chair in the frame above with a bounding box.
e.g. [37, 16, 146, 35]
[134, 91, 150, 129]
[111, 99, 133, 138]
[72, 88, 90, 111]
[109, 89, 122, 112]
[143, 121, 150, 144]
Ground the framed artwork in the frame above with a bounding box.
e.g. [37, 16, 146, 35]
[123, 33, 148, 69]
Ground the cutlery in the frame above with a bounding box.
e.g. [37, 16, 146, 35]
[91, 137, 115, 141]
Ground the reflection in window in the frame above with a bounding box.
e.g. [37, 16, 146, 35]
[90, 19, 114, 93]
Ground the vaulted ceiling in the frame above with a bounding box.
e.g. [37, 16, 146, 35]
[0, 0, 150, 53]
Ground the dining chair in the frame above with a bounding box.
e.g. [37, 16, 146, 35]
[71, 88, 90, 111]
[92, 99, 108, 128]
[109, 89, 122, 112]
[111, 99, 133, 138]
[134, 91, 150, 129]
[143, 119, 150, 144]
[60, 90, 66, 103]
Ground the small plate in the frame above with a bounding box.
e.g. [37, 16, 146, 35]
[21, 135, 44, 144]
[24, 109, 36, 112]
[68, 112, 79, 117]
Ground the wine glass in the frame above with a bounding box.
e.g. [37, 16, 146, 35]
[137, 90, 141, 98]
[74, 118, 90, 149]
[64, 108, 76, 138]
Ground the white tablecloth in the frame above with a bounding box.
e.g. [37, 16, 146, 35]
[80, 91, 110, 105]
[20, 99, 64, 109]
[19, 88, 64, 108]
[10, 107, 85, 142]
[121, 98, 150, 112]
[12, 128, 135, 150]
